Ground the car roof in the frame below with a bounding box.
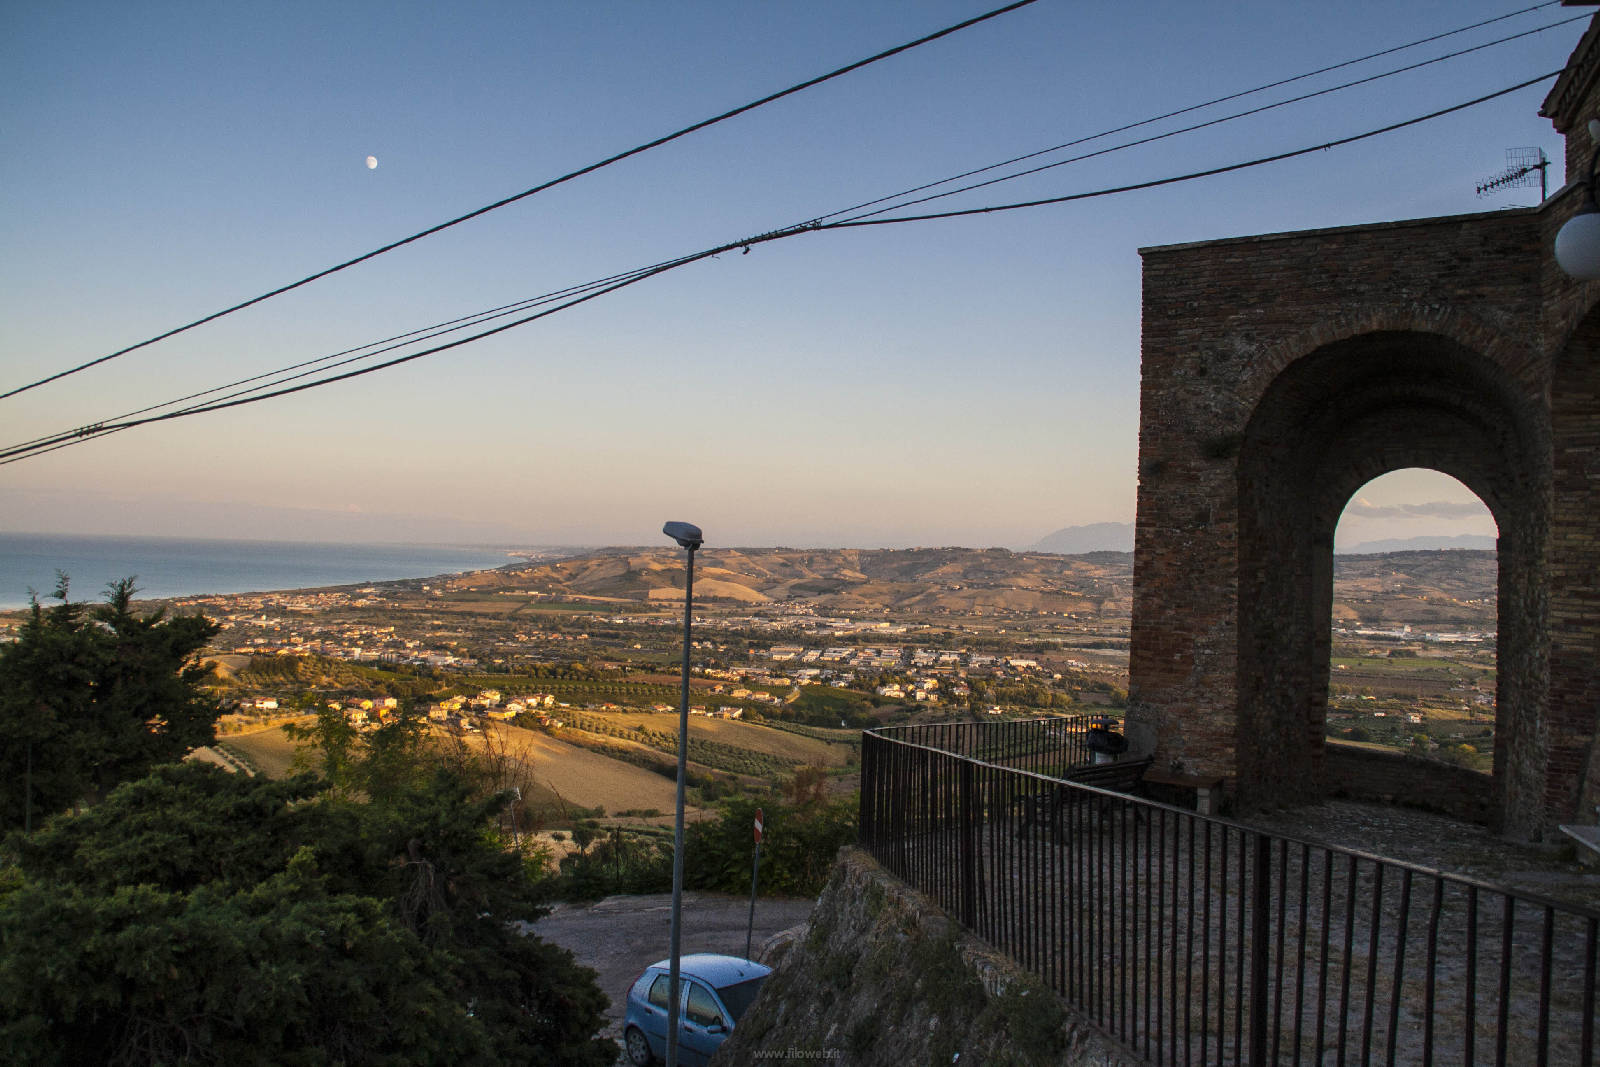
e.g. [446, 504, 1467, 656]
[645, 953, 772, 987]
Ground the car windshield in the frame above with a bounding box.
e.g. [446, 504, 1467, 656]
[714, 976, 766, 1023]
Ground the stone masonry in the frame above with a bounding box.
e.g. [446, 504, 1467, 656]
[1128, 12, 1600, 840]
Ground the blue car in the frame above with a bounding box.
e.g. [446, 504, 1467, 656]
[623, 953, 772, 1066]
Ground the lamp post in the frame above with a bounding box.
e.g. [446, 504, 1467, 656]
[661, 520, 702, 1067]
[1555, 119, 1600, 280]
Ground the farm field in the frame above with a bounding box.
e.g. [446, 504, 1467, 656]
[576, 709, 855, 768]
[1330, 654, 1488, 675]
[224, 720, 692, 819]
[488, 723, 699, 818]
[221, 725, 309, 778]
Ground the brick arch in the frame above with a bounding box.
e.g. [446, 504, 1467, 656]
[1233, 330, 1548, 831]
[1235, 308, 1547, 425]
[1128, 199, 1600, 839]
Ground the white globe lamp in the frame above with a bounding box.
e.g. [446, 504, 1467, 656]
[1556, 119, 1600, 281]
[1556, 203, 1600, 280]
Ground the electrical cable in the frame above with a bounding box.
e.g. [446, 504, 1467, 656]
[0, 242, 754, 463]
[0, 71, 1557, 467]
[4, 7, 1568, 462]
[0, 0, 1553, 405]
[0, 257, 685, 458]
[804, 1, 1569, 229]
[0, 0, 1040, 403]
[824, 18, 1585, 227]
[15, 2, 1561, 451]
[15, 4, 1569, 452]
[820, 71, 1562, 230]
[1, 0, 1560, 447]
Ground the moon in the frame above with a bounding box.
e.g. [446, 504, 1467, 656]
[365, 155, 378, 170]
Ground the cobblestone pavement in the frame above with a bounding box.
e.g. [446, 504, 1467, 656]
[1234, 799, 1600, 911]
[883, 796, 1600, 1065]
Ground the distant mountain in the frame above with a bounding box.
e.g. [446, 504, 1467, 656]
[399, 543, 1495, 630]
[1331, 549, 1496, 629]
[444, 545, 1135, 618]
[1029, 522, 1134, 554]
[1026, 525, 1490, 556]
[1338, 534, 1495, 555]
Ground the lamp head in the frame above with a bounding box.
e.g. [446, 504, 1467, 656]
[1557, 120, 1600, 281]
[1556, 198, 1600, 281]
[662, 521, 703, 550]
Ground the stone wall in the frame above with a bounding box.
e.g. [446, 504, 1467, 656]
[711, 848, 1138, 1067]
[1128, 212, 1559, 834]
[1323, 744, 1495, 826]
[1126, 16, 1600, 838]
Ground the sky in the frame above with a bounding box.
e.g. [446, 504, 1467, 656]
[0, 1, 1578, 550]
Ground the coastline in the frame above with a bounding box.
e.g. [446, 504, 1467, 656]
[0, 532, 568, 613]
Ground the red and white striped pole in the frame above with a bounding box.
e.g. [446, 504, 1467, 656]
[746, 807, 764, 962]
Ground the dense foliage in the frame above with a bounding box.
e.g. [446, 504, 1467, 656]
[235, 653, 439, 701]
[549, 770, 857, 902]
[0, 578, 220, 832]
[784, 685, 877, 727]
[1, 624, 615, 1067]
[686, 793, 856, 896]
[0, 759, 615, 1065]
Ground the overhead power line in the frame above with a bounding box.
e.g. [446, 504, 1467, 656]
[809, 0, 1569, 229]
[4, 2, 1570, 457]
[0, 1, 1559, 405]
[825, 15, 1585, 227]
[0, 71, 1558, 467]
[0, 0, 1040, 403]
[0, 259, 684, 460]
[821, 71, 1561, 229]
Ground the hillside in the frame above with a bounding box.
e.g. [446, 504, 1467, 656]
[1331, 550, 1496, 629]
[440, 546, 1135, 618]
[420, 545, 1495, 629]
[223, 721, 691, 819]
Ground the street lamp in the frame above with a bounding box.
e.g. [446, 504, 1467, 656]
[1555, 119, 1600, 280]
[661, 520, 702, 1067]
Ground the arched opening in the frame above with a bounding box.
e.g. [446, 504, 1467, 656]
[1235, 330, 1548, 835]
[1327, 470, 1500, 806]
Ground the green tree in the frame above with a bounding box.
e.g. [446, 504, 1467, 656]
[685, 793, 857, 897]
[0, 577, 220, 831]
[0, 761, 615, 1065]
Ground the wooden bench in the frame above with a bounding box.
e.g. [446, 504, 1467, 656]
[1064, 756, 1153, 794]
[1014, 757, 1153, 841]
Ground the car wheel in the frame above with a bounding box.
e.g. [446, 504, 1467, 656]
[624, 1026, 656, 1067]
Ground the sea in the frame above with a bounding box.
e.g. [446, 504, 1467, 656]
[0, 533, 526, 612]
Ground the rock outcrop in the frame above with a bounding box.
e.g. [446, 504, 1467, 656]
[712, 848, 1137, 1066]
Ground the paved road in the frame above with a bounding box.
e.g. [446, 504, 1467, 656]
[533, 891, 815, 1050]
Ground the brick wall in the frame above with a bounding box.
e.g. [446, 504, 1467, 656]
[1124, 16, 1600, 839]
[1129, 190, 1600, 840]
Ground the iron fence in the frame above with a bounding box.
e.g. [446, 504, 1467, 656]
[860, 717, 1599, 1066]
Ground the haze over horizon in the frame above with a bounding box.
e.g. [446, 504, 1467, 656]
[1, 468, 1497, 555]
[2, 2, 1554, 551]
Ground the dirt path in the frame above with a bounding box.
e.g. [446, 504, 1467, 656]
[532, 891, 815, 1049]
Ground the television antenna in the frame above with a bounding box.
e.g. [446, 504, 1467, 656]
[1476, 147, 1548, 204]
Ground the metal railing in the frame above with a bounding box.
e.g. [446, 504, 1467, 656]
[860, 717, 1599, 1066]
